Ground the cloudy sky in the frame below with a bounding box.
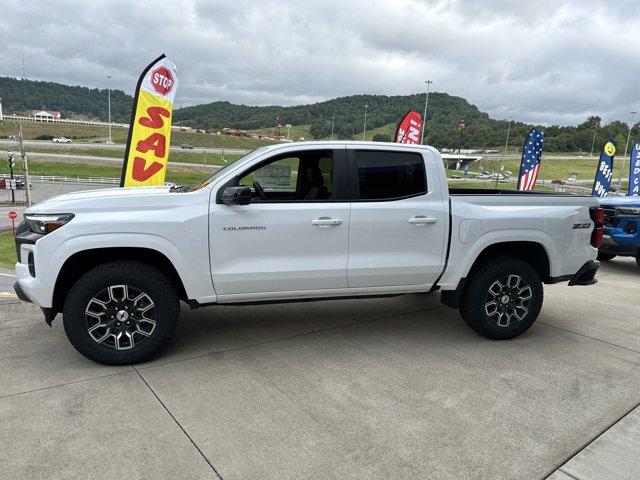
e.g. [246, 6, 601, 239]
[0, 0, 637, 125]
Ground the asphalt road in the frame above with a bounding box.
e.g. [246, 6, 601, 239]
[0, 258, 639, 479]
[0, 139, 250, 155]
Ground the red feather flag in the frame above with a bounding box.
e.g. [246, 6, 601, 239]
[394, 110, 423, 144]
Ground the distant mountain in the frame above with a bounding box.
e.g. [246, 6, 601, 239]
[0, 76, 132, 123]
[173, 93, 498, 146]
[173, 93, 630, 152]
[0, 76, 634, 151]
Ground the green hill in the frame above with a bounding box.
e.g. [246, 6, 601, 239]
[1, 76, 637, 152]
[0, 76, 132, 123]
[172, 94, 634, 152]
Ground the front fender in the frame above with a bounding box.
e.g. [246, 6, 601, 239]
[34, 232, 215, 306]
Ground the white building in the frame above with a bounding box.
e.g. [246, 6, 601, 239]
[31, 109, 61, 121]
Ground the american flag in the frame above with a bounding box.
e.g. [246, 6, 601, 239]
[517, 127, 545, 190]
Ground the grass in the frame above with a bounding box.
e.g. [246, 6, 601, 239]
[0, 160, 212, 185]
[0, 120, 274, 150]
[5, 145, 242, 167]
[248, 124, 312, 141]
[0, 233, 16, 269]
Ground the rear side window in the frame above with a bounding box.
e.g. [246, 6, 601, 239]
[355, 151, 426, 200]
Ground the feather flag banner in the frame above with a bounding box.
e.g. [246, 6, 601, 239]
[517, 127, 545, 190]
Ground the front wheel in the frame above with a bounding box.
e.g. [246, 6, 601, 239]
[459, 256, 543, 340]
[63, 262, 179, 365]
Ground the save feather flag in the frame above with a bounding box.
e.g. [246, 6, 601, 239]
[628, 143, 640, 196]
[120, 54, 179, 187]
[394, 110, 423, 144]
[517, 127, 545, 190]
[591, 137, 617, 197]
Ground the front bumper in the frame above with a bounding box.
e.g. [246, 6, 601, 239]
[599, 234, 639, 257]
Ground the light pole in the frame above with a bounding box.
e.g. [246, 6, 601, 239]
[618, 110, 637, 190]
[495, 118, 511, 188]
[330, 115, 335, 140]
[362, 105, 368, 141]
[106, 75, 112, 143]
[285, 124, 291, 141]
[590, 124, 598, 156]
[503, 118, 512, 157]
[420, 80, 433, 144]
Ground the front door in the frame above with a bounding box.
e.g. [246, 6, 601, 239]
[210, 148, 350, 297]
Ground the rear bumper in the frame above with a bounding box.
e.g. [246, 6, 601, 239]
[568, 260, 600, 286]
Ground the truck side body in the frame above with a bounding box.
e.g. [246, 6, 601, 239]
[13, 142, 601, 364]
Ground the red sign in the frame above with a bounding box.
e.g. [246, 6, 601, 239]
[395, 110, 423, 144]
[8, 211, 17, 220]
[151, 66, 174, 96]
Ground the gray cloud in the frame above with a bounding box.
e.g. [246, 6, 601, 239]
[0, 0, 637, 125]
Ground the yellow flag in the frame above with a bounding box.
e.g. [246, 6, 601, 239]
[121, 54, 179, 187]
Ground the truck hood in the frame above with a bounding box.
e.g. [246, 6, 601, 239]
[25, 186, 175, 214]
[599, 196, 640, 208]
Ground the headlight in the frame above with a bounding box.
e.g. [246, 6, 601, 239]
[618, 207, 640, 215]
[24, 213, 75, 234]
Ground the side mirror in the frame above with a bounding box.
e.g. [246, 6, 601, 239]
[220, 186, 252, 205]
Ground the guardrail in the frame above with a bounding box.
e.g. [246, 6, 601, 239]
[1, 173, 119, 184]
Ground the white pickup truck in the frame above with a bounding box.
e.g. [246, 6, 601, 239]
[14, 142, 603, 365]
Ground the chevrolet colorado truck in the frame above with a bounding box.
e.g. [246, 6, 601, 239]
[598, 196, 640, 269]
[13, 142, 602, 365]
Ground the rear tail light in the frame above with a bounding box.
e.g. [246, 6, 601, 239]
[590, 207, 604, 248]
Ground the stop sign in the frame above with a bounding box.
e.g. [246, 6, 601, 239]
[151, 66, 174, 96]
[8, 211, 17, 220]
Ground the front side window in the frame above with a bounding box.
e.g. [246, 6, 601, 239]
[238, 150, 335, 201]
[355, 150, 426, 200]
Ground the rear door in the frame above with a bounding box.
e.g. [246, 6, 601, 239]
[347, 148, 448, 288]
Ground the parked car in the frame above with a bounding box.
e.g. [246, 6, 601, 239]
[180, 144, 194, 149]
[597, 196, 640, 268]
[13, 142, 602, 365]
[52, 136, 72, 143]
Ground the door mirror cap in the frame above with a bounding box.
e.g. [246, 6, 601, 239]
[220, 186, 252, 205]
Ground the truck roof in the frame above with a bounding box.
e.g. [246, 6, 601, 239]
[257, 140, 438, 154]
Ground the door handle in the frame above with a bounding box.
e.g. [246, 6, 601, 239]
[311, 217, 343, 227]
[408, 216, 437, 226]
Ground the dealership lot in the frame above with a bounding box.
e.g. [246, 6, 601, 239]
[0, 258, 638, 479]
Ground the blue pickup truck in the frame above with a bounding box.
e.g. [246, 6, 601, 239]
[598, 196, 640, 269]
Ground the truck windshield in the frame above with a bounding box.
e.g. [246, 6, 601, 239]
[188, 147, 268, 191]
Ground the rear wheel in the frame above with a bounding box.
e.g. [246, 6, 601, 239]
[459, 256, 543, 340]
[63, 262, 179, 365]
[597, 252, 617, 261]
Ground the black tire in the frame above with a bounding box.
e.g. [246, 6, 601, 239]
[636, 253, 640, 270]
[597, 252, 617, 261]
[459, 256, 543, 340]
[63, 262, 179, 365]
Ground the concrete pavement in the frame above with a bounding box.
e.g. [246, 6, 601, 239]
[0, 258, 639, 479]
